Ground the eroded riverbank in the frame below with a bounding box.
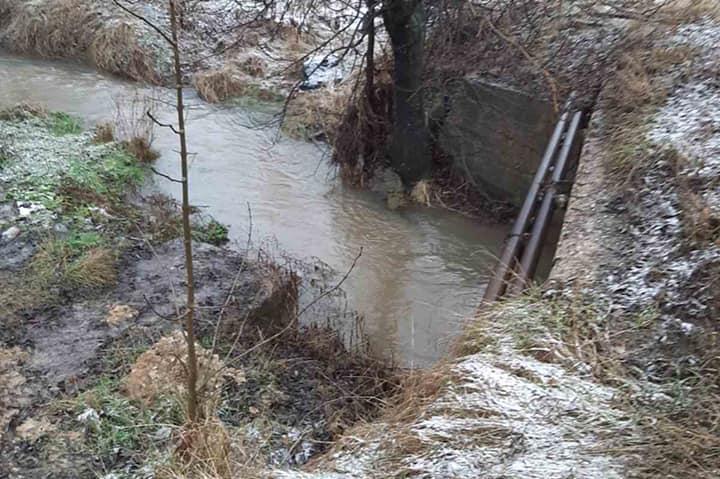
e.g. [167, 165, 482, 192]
[0, 109, 398, 478]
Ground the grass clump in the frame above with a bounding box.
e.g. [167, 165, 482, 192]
[48, 111, 82, 136]
[66, 230, 104, 251]
[63, 149, 144, 204]
[194, 219, 229, 246]
[92, 122, 115, 143]
[193, 66, 283, 103]
[65, 247, 117, 289]
[603, 43, 696, 183]
[122, 136, 159, 163]
[0, 103, 47, 121]
[58, 377, 183, 464]
[464, 291, 720, 479]
[28, 234, 117, 292]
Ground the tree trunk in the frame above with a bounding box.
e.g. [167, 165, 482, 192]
[383, 0, 431, 186]
[169, 0, 200, 424]
[362, 0, 377, 174]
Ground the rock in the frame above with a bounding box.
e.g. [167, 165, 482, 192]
[76, 408, 100, 426]
[1, 225, 20, 242]
[376, 168, 404, 196]
[17, 203, 44, 218]
[153, 426, 172, 441]
[0, 203, 16, 222]
[410, 180, 432, 207]
[105, 304, 138, 327]
[387, 191, 407, 210]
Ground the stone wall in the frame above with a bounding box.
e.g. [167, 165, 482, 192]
[438, 78, 557, 207]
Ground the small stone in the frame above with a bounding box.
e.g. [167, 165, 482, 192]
[105, 304, 139, 327]
[1, 226, 21, 241]
[77, 408, 100, 426]
[0, 203, 16, 221]
[54, 223, 68, 234]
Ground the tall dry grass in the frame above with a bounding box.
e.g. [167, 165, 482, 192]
[0, 0, 162, 84]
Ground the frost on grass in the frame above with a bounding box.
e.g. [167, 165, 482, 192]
[595, 20, 720, 344]
[1, 116, 106, 201]
[273, 347, 629, 479]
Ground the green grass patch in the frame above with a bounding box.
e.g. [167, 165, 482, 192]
[66, 230, 105, 253]
[193, 219, 229, 246]
[28, 233, 117, 290]
[60, 377, 183, 460]
[48, 112, 82, 136]
[66, 149, 144, 198]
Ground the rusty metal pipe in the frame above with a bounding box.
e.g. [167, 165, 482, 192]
[511, 110, 584, 292]
[481, 98, 575, 304]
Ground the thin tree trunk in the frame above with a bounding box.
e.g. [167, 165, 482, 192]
[169, 0, 199, 423]
[362, 0, 377, 175]
[383, 0, 431, 186]
[365, 0, 376, 100]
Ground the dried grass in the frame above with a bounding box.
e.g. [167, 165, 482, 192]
[0, 102, 47, 121]
[329, 69, 394, 185]
[167, 418, 233, 479]
[464, 292, 720, 479]
[194, 67, 247, 103]
[193, 66, 279, 103]
[659, 0, 720, 22]
[123, 136, 159, 163]
[678, 188, 720, 244]
[92, 122, 115, 144]
[65, 247, 118, 289]
[604, 41, 696, 181]
[123, 331, 229, 412]
[0, 0, 162, 83]
[283, 85, 352, 140]
[668, 149, 720, 245]
[89, 20, 161, 84]
[0, 347, 31, 433]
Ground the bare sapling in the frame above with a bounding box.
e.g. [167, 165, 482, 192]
[114, 0, 201, 422]
[167, 0, 200, 424]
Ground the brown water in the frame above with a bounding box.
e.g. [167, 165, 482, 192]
[0, 52, 510, 367]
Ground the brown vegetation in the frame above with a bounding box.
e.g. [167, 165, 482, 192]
[193, 66, 280, 103]
[92, 122, 115, 143]
[123, 136, 160, 163]
[65, 247, 118, 290]
[0, 0, 162, 83]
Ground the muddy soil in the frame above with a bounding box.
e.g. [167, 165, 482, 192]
[0, 111, 396, 478]
[1, 237, 395, 478]
[0, 238, 289, 474]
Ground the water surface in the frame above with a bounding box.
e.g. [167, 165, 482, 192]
[0, 52, 509, 366]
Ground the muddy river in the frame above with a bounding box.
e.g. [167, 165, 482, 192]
[0, 52, 511, 367]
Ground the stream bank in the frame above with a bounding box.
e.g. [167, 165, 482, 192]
[262, 7, 720, 479]
[0, 109, 397, 478]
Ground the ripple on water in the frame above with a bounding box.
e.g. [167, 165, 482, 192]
[0, 51, 509, 366]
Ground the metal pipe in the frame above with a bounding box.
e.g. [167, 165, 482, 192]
[511, 110, 584, 292]
[481, 98, 574, 304]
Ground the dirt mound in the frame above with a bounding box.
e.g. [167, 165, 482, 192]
[123, 330, 245, 409]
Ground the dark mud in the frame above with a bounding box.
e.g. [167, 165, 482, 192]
[0, 238, 295, 475]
